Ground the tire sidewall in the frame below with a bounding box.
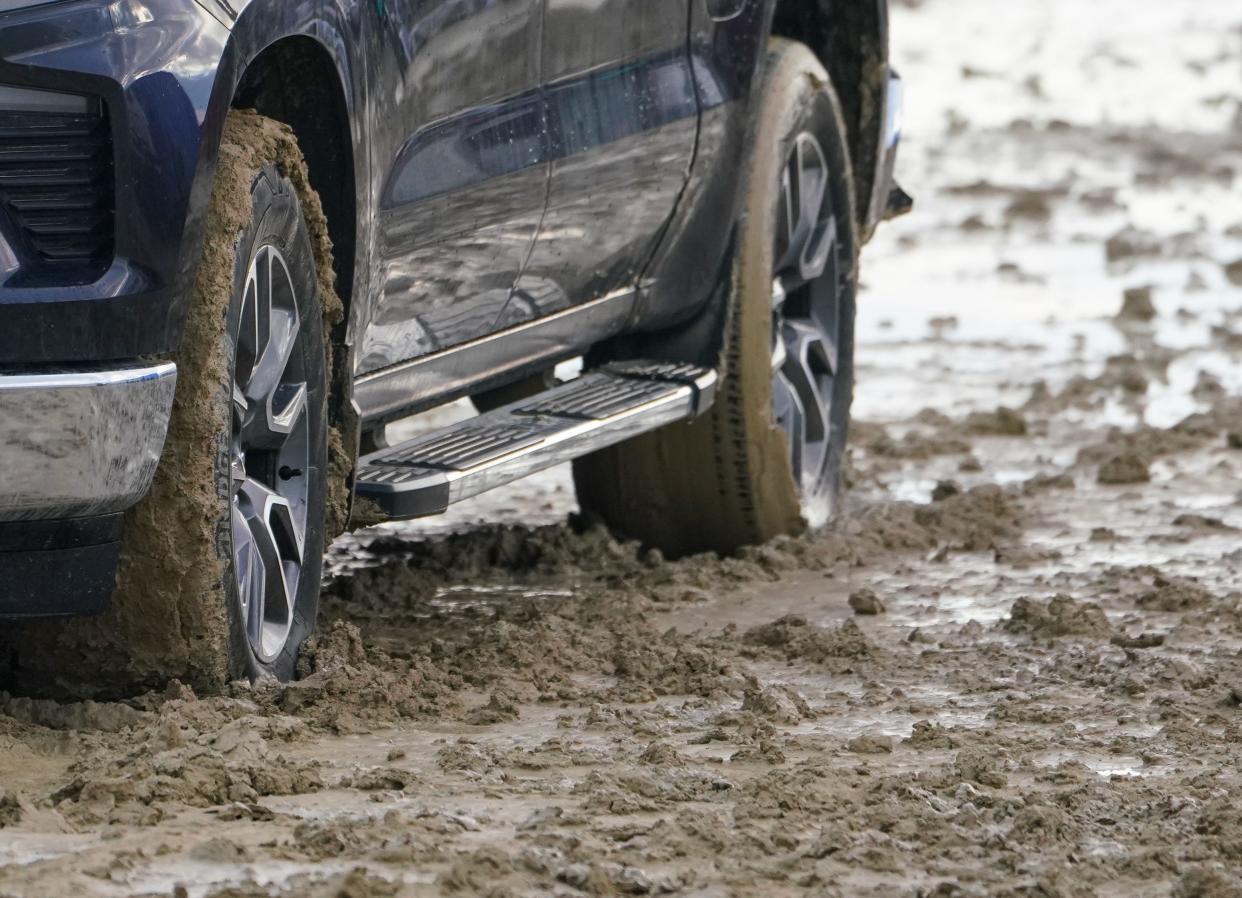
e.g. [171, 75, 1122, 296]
[220, 164, 328, 683]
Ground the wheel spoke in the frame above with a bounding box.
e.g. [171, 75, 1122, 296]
[236, 247, 307, 447]
[774, 135, 832, 287]
[773, 370, 806, 481]
[235, 477, 299, 660]
[231, 503, 256, 618]
[781, 320, 832, 444]
[795, 137, 826, 239]
[799, 214, 836, 286]
[233, 382, 249, 416]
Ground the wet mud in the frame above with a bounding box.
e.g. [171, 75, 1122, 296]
[4, 0, 1242, 895]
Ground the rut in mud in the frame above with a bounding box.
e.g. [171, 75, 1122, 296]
[4, 0, 1242, 895]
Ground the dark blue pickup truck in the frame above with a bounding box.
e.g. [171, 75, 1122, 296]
[0, 0, 905, 694]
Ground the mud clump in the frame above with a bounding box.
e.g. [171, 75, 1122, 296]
[1106, 226, 1163, 264]
[1004, 191, 1054, 223]
[742, 616, 878, 671]
[1118, 286, 1158, 321]
[48, 702, 323, 827]
[852, 420, 971, 460]
[911, 484, 1023, 551]
[964, 406, 1028, 436]
[0, 791, 21, 827]
[1098, 452, 1151, 484]
[1111, 631, 1166, 649]
[1173, 868, 1242, 898]
[1173, 513, 1233, 531]
[1138, 573, 1216, 611]
[287, 621, 463, 730]
[1192, 371, 1225, 402]
[1078, 423, 1205, 468]
[1024, 471, 1075, 493]
[1004, 595, 1112, 640]
[846, 734, 894, 754]
[741, 683, 814, 724]
[1225, 259, 1242, 287]
[954, 748, 1009, 789]
[0, 693, 145, 732]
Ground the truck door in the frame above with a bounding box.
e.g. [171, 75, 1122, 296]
[357, 0, 549, 374]
[499, 0, 699, 328]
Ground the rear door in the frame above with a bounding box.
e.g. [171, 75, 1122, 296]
[357, 0, 548, 374]
[499, 0, 698, 328]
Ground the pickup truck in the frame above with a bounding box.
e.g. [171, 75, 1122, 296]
[0, 0, 906, 695]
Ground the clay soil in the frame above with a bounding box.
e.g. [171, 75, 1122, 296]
[3, 1, 1242, 895]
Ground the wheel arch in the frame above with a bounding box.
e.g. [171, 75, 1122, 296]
[217, 24, 363, 538]
[770, 0, 890, 239]
[231, 34, 357, 355]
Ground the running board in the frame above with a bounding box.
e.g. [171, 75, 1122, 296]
[355, 361, 718, 520]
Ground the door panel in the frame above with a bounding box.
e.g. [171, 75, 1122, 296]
[501, 0, 697, 328]
[358, 0, 547, 375]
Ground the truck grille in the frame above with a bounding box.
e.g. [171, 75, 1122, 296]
[0, 108, 113, 277]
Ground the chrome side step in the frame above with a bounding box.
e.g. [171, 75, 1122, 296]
[355, 361, 718, 520]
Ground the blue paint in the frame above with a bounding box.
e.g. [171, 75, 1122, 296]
[384, 50, 699, 209]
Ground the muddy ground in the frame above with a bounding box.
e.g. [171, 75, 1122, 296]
[4, 0, 1242, 895]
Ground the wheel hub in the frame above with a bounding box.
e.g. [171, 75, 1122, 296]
[229, 244, 310, 664]
[770, 131, 842, 507]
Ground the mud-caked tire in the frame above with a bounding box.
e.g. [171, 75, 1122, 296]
[575, 39, 859, 557]
[1, 111, 341, 697]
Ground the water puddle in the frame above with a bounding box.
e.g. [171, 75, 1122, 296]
[1031, 750, 1165, 779]
[431, 584, 575, 613]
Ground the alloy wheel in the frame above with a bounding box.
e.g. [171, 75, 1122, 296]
[230, 244, 311, 663]
[770, 131, 842, 519]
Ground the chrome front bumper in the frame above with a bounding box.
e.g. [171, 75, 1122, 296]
[0, 363, 177, 522]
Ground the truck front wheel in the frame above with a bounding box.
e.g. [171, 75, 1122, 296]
[2, 111, 335, 696]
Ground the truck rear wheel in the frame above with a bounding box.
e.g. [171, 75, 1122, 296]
[2, 111, 335, 696]
[575, 39, 858, 557]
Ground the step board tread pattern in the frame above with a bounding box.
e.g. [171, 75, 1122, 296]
[514, 376, 670, 421]
[355, 361, 717, 519]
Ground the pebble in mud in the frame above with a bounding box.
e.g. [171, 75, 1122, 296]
[848, 588, 887, 615]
